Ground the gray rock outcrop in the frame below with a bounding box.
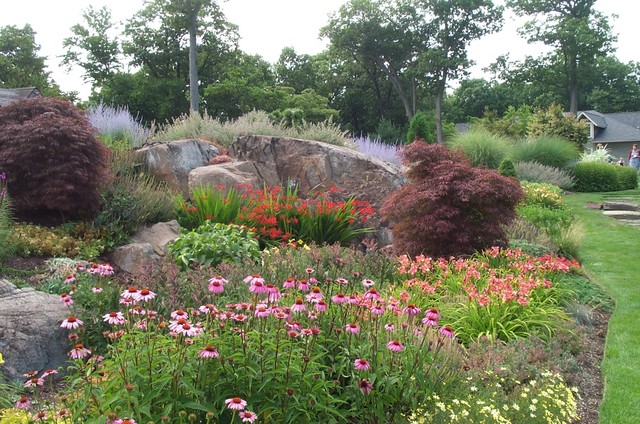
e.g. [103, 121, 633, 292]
[0, 280, 70, 381]
[136, 139, 220, 196]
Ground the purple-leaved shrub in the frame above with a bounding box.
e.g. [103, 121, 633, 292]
[353, 135, 403, 165]
[87, 103, 151, 147]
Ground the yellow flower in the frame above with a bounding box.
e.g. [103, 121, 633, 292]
[0, 352, 4, 364]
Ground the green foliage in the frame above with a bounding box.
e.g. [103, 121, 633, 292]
[448, 129, 511, 169]
[168, 222, 261, 269]
[505, 216, 558, 254]
[554, 273, 614, 313]
[517, 204, 573, 237]
[0, 177, 16, 265]
[175, 184, 244, 231]
[579, 144, 613, 163]
[514, 161, 576, 190]
[498, 158, 516, 177]
[94, 172, 175, 249]
[571, 162, 622, 192]
[406, 111, 431, 144]
[373, 118, 403, 144]
[526, 104, 590, 148]
[511, 134, 580, 169]
[614, 165, 639, 190]
[474, 105, 534, 140]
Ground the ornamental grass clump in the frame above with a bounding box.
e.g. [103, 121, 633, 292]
[353, 135, 403, 165]
[87, 103, 151, 147]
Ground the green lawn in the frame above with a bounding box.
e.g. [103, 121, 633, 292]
[564, 189, 640, 424]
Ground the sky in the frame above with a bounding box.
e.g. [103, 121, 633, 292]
[1, 0, 637, 100]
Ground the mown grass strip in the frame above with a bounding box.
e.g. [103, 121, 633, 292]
[564, 189, 640, 424]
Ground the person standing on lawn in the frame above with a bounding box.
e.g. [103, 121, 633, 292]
[629, 144, 640, 170]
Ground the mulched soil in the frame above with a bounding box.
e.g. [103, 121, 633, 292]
[0, 255, 608, 423]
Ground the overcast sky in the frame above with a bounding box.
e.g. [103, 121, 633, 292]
[1, 0, 636, 99]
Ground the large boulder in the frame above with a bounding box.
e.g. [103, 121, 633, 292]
[0, 280, 70, 381]
[227, 136, 404, 210]
[136, 139, 220, 196]
[110, 243, 161, 275]
[189, 161, 263, 190]
[133, 220, 181, 256]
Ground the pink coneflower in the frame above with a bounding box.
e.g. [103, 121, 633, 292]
[254, 304, 270, 318]
[267, 285, 281, 302]
[290, 297, 307, 313]
[244, 274, 264, 285]
[384, 323, 395, 331]
[305, 287, 323, 302]
[425, 307, 441, 320]
[282, 277, 296, 289]
[403, 304, 421, 316]
[250, 280, 269, 295]
[421, 317, 438, 327]
[297, 280, 310, 291]
[208, 279, 224, 294]
[364, 288, 380, 301]
[33, 411, 47, 421]
[358, 379, 373, 394]
[225, 397, 247, 410]
[239, 410, 258, 423]
[92, 287, 103, 293]
[387, 340, 404, 352]
[307, 312, 318, 320]
[439, 325, 455, 338]
[121, 286, 139, 299]
[15, 396, 30, 409]
[177, 323, 199, 337]
[60, 316, 83, 330]
[42, 369, 58, 378]
[114, 419, 137, 424]
[232, 313, 248, 322]
[305, 267, 314, 275]
[285, 321, 302, 331]
[301, 328, 314, 336]
[345, 323, 360, 334]
[336, 277, 349, 285]
[362, 279, 375, 288]
[69, 343, 91, 359]
[137, 288, 156, 302]
[57, 409, 70, 418]
[314, 300, 328, 312]
[354, 358, 370, 371]
[199, 304, 218, 314]
[370, 305, 385, 315]
[199, 345, 219, 359]
[287, 330, 299, 338]
[347, 294, 359, 304]
[171, 309, 189, 320]
[24, 377, 44, 387]
[331, 293, 348, 304]
[64, 274, 76, 284]
[208, 276, 228, 289]
[103, 311, 126, 325]
[59, 293, 73, 306]
[119, 297, 134, 306]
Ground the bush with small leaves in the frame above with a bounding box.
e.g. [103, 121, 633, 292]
[382, 142, 524, 258]
[0, 97, 110, 222]
[571, 162, 622, 192]
[498, 158, 516, 177]
[406, 111, 431, 144]
[614, 165, 638, 190]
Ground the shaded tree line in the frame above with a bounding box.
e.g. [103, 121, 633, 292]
[2, 0, 638, 141]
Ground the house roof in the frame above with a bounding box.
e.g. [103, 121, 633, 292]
[0, 87, 41, 107]
[577, 110, 640, 143]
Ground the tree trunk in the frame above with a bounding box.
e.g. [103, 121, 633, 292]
[188, 9, 199, 114]
[435, 73, 446, 144]
[569, 55, 578, 114]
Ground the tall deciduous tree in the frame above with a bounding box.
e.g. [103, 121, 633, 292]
[0, 25, 59, 93]
[407, 0, 503, 143]
[61, 6, 122, 89]
[506, 0, 615, 114]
